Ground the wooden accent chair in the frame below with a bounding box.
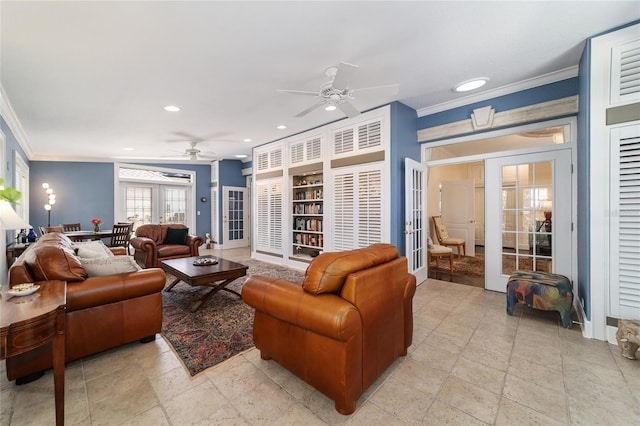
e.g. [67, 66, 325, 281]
[432, 216, 466, 258]
[61, 223, 81, 232]
[109, 222, 134, 255]
[62, 222, 83, 241]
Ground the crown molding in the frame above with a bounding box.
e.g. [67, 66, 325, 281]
[0, 84, 34, 160]
[417, 66, 579, 117]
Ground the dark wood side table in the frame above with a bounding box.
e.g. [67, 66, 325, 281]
[1, 281, 66, 426]
[6, 242, 30, 265]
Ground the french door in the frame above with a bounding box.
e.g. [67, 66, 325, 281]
[404, 158, 428, 284]
[222, 186, 248, 249]
[122, 184, 192, 231]
[485, 150, 572, 292]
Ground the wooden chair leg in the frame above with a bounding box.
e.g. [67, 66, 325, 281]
[449, 253, 454, 271]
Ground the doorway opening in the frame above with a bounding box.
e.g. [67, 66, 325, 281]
[427, 162, 485, 288]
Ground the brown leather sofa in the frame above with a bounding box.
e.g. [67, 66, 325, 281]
[130, 224, 203, 268]
[7, 232, 166, 383]
[242, 243, 416, 415]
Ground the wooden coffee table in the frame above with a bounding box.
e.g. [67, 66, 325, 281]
[161, 256, 248, 312]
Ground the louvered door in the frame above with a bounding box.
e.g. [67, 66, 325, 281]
[610, 124, 640, 319]
[255, 178, 283, 254]
[331, 164, 385, 251]
[290, 136, 322, 165]
[611, 39, 640, 106]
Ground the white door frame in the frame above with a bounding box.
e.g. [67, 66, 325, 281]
[404, 158, 428, 284]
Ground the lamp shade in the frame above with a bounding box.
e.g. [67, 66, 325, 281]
[0, 201, 31, 230]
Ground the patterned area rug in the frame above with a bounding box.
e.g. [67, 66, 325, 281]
[161, 259, 305, 376]
[429, 254, 551, 277]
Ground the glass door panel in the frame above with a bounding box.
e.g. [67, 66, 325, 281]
[500, 161, 553, 276]
[485, 149, 571, 292]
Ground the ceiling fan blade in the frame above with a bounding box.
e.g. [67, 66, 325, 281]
[351, 83, 399, 96]
[294, 101, 326, 118]
[276, 89, 319, 97]
[332, 62, 359, 90]
[337, 101, 360, 118]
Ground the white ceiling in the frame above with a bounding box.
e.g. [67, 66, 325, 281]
[2, 1, 639, 164]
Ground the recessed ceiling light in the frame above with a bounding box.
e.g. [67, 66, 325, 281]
[454, 78, 489, 93]
[277, 124, 286, 130]
[123, 147, 134, 151]
[164, 105, 180, 112]
[243, 138, 252, 142]
[235, 154, 248, 159]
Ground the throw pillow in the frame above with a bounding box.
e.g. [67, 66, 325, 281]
[165, 227, 189, 245]
[72, 241, 114, 258]
[80, 256, 141, 277]
[428, 236, 434, 249]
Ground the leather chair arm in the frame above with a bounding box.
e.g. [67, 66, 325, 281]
[242, 275, 361, 342]
[66, 268, 166, 311]
[186, 234, 204, 255]
[130, 236, 156, 251]
[130, 236, 157, 268]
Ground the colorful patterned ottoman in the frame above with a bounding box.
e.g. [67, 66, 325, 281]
[506, 270, 573, 328]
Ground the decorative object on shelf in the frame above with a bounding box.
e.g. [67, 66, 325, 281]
[42, 182, 56, 226]
[27, 228, 37, 242]
[91, 217, 102, 232]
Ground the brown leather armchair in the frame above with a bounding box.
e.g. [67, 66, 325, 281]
[242, 243, 416, 415]
[130, 224, 203, 268]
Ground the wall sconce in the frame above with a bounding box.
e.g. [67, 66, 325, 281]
[43, 182, 56, 226]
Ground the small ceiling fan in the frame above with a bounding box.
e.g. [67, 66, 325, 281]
[165, 141, 218, 161]
[277, 62, 398, 118]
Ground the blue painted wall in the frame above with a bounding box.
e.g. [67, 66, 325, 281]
[29, 162, 114, 231]
[390, 101, 420, 255]
[577, 40, 592, 320]
[216, 159, 247, 244]
[28, 161, 212, 240]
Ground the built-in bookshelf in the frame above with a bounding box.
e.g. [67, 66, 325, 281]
[292, 172, 324, 260]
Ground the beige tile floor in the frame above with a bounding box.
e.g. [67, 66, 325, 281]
[2, 247, 639, 425]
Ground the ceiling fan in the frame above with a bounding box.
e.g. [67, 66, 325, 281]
[170, 141, 218, 161]
[277, 62, 399, 118]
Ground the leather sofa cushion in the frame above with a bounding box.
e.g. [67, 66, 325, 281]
[302, 243, 399, 295]
[24, 244, 87, 282]
[157, 244, 191, 258]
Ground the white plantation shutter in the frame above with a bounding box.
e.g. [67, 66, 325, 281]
[358, 120, 382, 150]
[333, 173, 355, 251]
[290, 142, 304, 164]
[255, 179, 283, 253]
[611, 39, 640, 105]
[611, 128, 640, 318]
[256, 152, 269, 172]
[270, 149, 283, 169]
[334, 129, 354, 155]
[357, 170, 382, 247]
[332, 166, 384, 251]
[290, 137, 322, 165]
[306, 137, 321, 160]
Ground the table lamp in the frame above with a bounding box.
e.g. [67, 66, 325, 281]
[0, 201, 31, 230]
